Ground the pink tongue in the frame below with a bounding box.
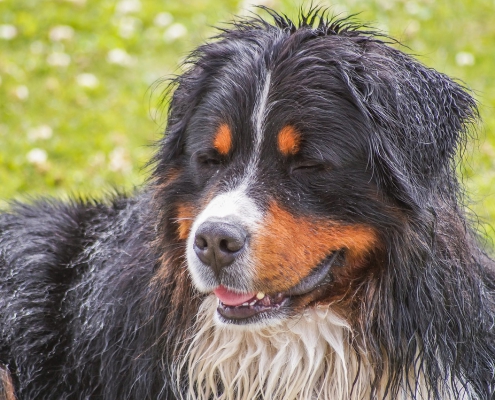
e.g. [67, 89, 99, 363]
[214, 286, 256, 306]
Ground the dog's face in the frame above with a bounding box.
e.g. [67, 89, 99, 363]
[158, 32, 383, 327]
[183, 72, 382, 325]
[153, 16, 475, 328]
[181, 65, 385, 327]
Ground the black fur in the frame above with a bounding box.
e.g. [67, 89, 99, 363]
[1, 8, 494, 399]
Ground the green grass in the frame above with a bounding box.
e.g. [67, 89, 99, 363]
[1, 0, 494, 238]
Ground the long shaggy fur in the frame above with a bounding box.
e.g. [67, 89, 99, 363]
[1, 7, 494, 400]
[178, 297, 352, 400]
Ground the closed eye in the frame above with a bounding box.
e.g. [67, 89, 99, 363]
[201, 158, 222, 167]
[290, 162, 326, 174]
[194, 153, 223, 168]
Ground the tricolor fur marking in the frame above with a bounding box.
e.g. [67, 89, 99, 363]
[0, 7, 494, 400]
[213, 124, 232, 156]
[277, 125, 301, 156]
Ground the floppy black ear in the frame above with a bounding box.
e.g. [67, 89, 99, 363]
[153, 37, 253, 174]
[345, 40, 478, 207]
[153, 66, 206, 169]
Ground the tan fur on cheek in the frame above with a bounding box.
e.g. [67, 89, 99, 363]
[153, 203, 197, 283]
[251, 202, 379, 291]
[213, 123, 232, 155]
[176, 204, 196, 240]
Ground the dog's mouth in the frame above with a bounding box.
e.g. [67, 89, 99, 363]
[214, 251, 342, 325]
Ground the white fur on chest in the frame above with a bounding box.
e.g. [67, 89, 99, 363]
[177, 297, 372, 399]
[176, 297, 469, 400]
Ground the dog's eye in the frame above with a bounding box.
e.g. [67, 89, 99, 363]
[290, 162, 325, 174]
[202, 158, 222, 166]
[195, 153, 223, 168]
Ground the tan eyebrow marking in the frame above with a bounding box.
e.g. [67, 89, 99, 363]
[277, 125, 301, 156]
[213, 123, 232, 155]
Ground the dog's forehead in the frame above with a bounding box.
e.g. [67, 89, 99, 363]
[185, 58, 370, 167]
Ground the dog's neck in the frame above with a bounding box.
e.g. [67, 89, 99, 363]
[176, 297, 477, 399]
[177, 296, 374, 400]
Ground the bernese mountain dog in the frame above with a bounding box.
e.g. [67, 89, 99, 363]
[1, 7, 494, 400]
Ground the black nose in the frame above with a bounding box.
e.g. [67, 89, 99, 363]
[193, 220, 247, 275]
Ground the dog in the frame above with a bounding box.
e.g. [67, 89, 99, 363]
[1, 7, 494, 400]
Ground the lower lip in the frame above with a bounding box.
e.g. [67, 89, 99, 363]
[216, 297, 290, 323]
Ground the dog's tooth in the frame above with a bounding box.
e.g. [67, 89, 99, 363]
[242, 302, 249, 306]
[256, 292, 265, 300]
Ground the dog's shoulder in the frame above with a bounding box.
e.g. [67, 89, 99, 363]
[0, 196, 134, 321]
[0, 196, 131, 274]
[0, 195, 149, 398]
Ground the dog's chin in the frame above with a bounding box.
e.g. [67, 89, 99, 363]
[211, 251, 343, 328]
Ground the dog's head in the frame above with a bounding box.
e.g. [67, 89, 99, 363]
[152, 9, 477, 328]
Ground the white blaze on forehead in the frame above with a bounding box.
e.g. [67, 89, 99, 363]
[243, 69, 272, 185]
[253, 70, 272, 151]
[186, 68, 272, 292]
[190, 67, 272, 233]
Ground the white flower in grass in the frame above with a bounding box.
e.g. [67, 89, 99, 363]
[116, 0, 141, 14]
[27, 148, 48, 165]
[154, 12, 173, 27]
[405, 1, 431, 20]
[47, 52, 71, 67]
[118, 16, 141, 38]
[28, 125, 53, 141]
[163, 23, 187, 42]
[455, 52, 475, 67]
[76, 73, 99, 88]
[109, 147, 131, 172]
[89, 151, 106, 167]
[49, 25, 74, 41]
[107, 48, 134, 66]
[15, 85, 29, 100]
[0, 25, 17, 40]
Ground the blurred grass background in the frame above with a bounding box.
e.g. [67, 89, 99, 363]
[0, 0, 494, 239]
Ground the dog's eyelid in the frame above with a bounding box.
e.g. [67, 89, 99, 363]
[193, 151, 224, 166]
[290, 160, 327, 174]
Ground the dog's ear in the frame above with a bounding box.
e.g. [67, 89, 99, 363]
[347, 41, 478, 207]
[155, 66, 207, 165]
[154, 38, 249, 171]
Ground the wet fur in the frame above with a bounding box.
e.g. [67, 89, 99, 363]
[1, 8, 495, 400]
